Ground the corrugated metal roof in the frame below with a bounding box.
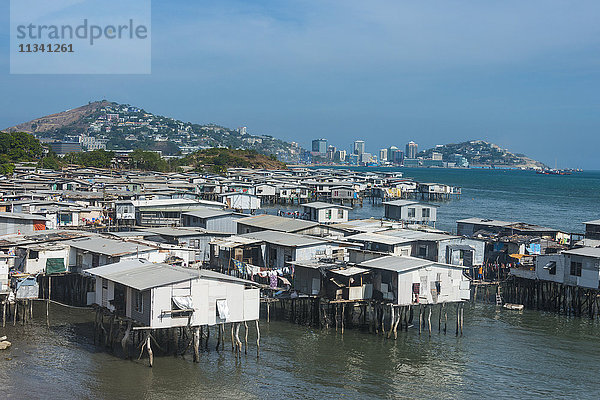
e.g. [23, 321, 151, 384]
[330, 266, 370, 276]
[237, 214, 318, 232]
[0, 212, 49, 221]
[67, 237, 156, 256]
[381, 229, 457, 242]
[584, 219, 600, 225]
[347, 232, 412, 245]
[210, 235, 263, 248]
[576, 239, 600, 248]
[302, 201, 352, 210]
[86, 259, 259, 290]
[358, 255, 433, 272]
[330, 218, 398, 233]
[456, 218, 513, 227]
[240, 230, 327, 247]
[563, 247, 600, 258]
[104, 231, 154, 238]
[85, 259, 197, 290]
[142, 227, 209, 237]
[287, 260, 328, 269]
[181, 208, 232, 219]
[132, 199, 225, 209]
[383, 200, 418, 207]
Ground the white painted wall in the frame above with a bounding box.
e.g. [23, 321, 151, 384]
[564, 254, 600, 289]
[396, 265, 469, 306]
[535, 254, 565, 284]
[24, 248, 70, 274]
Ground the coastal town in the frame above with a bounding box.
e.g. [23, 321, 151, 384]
[4, 0, 600, 396]
[0, 162, 597, 365]
[7, 100, 554, 171]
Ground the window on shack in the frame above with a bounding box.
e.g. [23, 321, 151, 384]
[408, 208, 416, 218]
[570, 261, 582, 277]
[134, 290, 143, 313]
[171, 296, 193, 318]
[28, 250, 39, 259]
[422, 208, 430, 218]
[338, 209, 344, 218]
[412, 283, 420, 303]
[545, 261, 557, 275]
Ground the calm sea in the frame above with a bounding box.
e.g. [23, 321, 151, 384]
[1, 168, 599, 399]
[308, 167, 600, 233]
[1, 303, 600, 399]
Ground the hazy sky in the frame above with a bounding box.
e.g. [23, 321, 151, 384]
[1, 0, 599, 168]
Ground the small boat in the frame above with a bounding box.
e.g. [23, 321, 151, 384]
[536, 169, 571, 175]
[503, 303, 524, 311]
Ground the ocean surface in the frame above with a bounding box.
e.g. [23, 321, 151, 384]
[2, 302, 600, 399]
[303, 167, 600, 233]
[1, 168, 600, 399]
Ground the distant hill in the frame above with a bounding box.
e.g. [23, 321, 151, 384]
[3, 100, 301, 162]
[418, 140, 547, 169]
[5, 101, 112, 135]
[184, 148, 287, 173]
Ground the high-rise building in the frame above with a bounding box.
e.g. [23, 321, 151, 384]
[390, 149, 404, 165]
[326, 145, 337, 160]
[353, 140, 365, 155]
[379, 148, 388, 162]
[312, 138, 327, 154]
[360, 152, 372, 164]
[405, 141, 418, 159]
[432, 152, 443, 161]
[334, 150, 347, 162]
[239, 127, 247, 135]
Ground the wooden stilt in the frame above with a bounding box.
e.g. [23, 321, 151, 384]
[438, 304, 442, 332]
[255, 320, 260, 358]
[380, 305, 385, 336]
[444, 306, 447, 334]
[418, 305, 422, 335]
[221, 324, 225, 351]
[244, 321, 248, 354]
[460, 303, 464, 336]
[456, 303, 459, 336]
[47, 276, 52, 328]
[216, 323, 222, 351]
[428, 306, 432, 337]
[387, 304, 394, 339]
[231, 323, 235, 351]
[393, 307, 400, 339]
[13, 301, 17, 326]
[341, 304, 345, 335]
[205, 325, 210, 351]
[235, 323, 242, 356]
[146, 333, 153, 367]
[193, 326, 200, 362]
[122, 321, 132, 358]
[2, 300, 6, 328]
[108, 315, 115, 349]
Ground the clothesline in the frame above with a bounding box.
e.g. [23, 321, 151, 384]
[230, 259, 294, 288]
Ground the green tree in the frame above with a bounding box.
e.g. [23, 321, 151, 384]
[130, 149, 170, 172]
